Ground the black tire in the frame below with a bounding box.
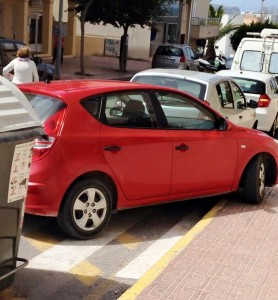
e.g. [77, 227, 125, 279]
[268, 114, 278, 138]
[57, 178, 113, 239]
[242, 155, 265, 204]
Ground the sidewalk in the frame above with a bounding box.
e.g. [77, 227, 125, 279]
[47, 55, 152, 81]
[119, 187, 278, 300]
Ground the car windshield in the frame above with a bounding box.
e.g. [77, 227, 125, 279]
[232, 78, 265, 94]
[132, 75, 206, 99]
[23, 92, 66, 122]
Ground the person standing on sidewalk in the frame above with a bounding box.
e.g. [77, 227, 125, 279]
[3, 46, 39, 84]
[52, 34, 64, 65]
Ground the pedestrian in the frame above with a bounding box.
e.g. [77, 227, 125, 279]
[52, 34, 64, 65]
[2, 46, 39, 84]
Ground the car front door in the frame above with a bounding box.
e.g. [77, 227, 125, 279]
[154, 90, 238, 195]
[99, 91, 172, 201]
[216, 81, 256, 128]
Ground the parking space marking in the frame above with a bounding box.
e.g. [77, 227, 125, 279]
[115, 232, 140, 250]
[23, 230, 61, 252]
[118, 200, 226, 300]
[70, 261, 102, 286]
[116, 212, 195, 280]
[26, 218, 145, 272]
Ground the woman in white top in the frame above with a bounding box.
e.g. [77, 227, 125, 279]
[3, 46, 39, 84]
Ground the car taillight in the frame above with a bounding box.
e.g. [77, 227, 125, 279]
[32, 108, 66, 161]
[258, 94, 271, 107]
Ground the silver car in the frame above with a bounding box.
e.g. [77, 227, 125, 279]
[131, 69, 258, 129]
[152, 44, 199, 71]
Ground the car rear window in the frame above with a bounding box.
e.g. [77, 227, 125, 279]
[156, 46, 183, 57]
[132, 75, 206, 99]
[232, 78, 265, 94]
[23, 92, 66, 122]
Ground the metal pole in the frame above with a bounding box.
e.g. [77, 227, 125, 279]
[55, 0, 63, 80]
[260, 0, 265, 22]
[187, 0, 193, 44]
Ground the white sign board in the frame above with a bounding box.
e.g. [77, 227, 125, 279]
[8, 141, 34, 203]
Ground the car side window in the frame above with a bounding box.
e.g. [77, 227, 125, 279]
[216, 82, 234, 108]
[154, 91, 217, 130]
[103, 91, 158, 128]
[230, 82, 246, 109]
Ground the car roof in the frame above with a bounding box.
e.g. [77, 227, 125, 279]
[132, 68, 232, 85]
[18, 79, 195, 103]
[217, 70, 273, 81]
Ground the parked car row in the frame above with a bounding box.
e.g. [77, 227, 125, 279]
[3, 35, 277, 241]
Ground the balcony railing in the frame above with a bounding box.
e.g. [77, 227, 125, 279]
[191, 17, 221, 26]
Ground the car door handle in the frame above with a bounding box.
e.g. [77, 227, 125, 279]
[175, 144, 189, 151]
[104, 145, 122, 152]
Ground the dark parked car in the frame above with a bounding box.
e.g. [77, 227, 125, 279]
[0, 38, 55, 81]
[152, 44, 200, 71]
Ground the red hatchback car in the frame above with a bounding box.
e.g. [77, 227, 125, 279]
[19, 80, 278, 239]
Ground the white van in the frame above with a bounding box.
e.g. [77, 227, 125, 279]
[231, 28, 278, 74]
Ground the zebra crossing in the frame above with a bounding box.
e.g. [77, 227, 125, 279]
[3, 198, 217, 299]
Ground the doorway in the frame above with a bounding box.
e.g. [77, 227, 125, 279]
[29, 13, 42, 53]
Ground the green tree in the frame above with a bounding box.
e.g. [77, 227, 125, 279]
[206, 5, 239, 61]
[230, 20, 278, 51]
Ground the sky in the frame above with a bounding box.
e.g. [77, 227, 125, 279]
[211, 0, 277, 13]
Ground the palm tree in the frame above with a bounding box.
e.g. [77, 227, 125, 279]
[205, 5, 239, 61]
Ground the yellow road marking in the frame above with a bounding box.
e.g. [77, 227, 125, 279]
[115, 232, 140, 250]
[24, 231, 60, 252]
[70, 261, 102, 286]
[118, 200, 227, 300]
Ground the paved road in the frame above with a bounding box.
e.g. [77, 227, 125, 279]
[2, 197, 219, 300]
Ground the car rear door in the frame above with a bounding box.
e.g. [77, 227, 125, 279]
[99, 90, 172, 201]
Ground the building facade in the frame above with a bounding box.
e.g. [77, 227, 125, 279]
[0, 0, 220, 60]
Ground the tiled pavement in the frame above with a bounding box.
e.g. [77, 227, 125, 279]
[120, 188, 278, 300]
[53, 56, 278, 300]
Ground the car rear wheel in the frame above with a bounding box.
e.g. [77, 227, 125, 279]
[57, 178, 113, 239]
[242, 155, 265, 204]
[268, 113, 278, 137]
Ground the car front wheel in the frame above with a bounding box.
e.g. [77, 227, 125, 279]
[57, 178, 113, 239]
[242, 155, 265, 204]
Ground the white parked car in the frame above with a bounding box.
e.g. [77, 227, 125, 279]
[217, 70, 278, 137]
[130, 69, 258, 129]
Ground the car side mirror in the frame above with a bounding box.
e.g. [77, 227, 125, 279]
[247, 99, 258, 109]
[219, 117, 228, 130]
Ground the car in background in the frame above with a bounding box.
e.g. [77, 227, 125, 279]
[131, 69, 258, 129]
[0, 38, 55, 81]
[152, 44, 199, 71]
[18, 79, 278, 239]
[217, 70, 278, 137]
